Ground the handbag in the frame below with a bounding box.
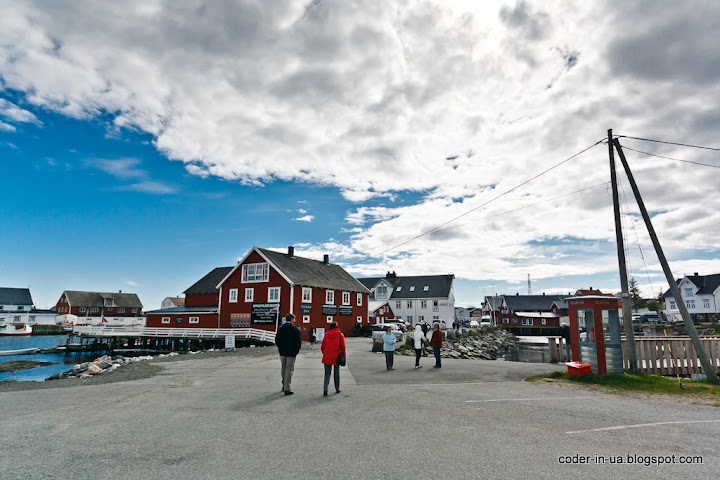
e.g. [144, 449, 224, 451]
[337, 352, 346, 366]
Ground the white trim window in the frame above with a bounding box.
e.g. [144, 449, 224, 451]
[90, 308, 99, 313]
[242, 262, 269, 283]
[162, 317, 170, 324]
[302, 287, 312, 303]
[522, 319, 532, 326]
[326, 290, 335, 304]
[245, 288, 254, 302]
[342, 292, 350, 305]
[418, 316, 424, 322]
[686, 300, 695, 309]
[669, 300, 676, 309]
[541, 319, 547, 325]
[189, 317, 199, 324]
[229, 289, 238, 303]
[357, 316, 362, 323]
[132, 308, 137, 313]
[268, 287, 280, 303]
[406, 301, 412, 308]
[703, 299, 710, 309]
[421, 300, 427, 309]
[80, 307, 86, 313]
[327, 316, 333, 323]
[396, 301, 401, 309]
[303, 315, 310, 324]
[357, 293, 362, 306]
[684, 288, 693, 297]
[118, 308, 125, 313]
[407, 315, 413, 323]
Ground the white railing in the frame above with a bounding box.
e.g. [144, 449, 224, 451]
[72, 326, 276, 343]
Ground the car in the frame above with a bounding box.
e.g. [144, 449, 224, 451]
[357, 324, 374, 337]
[480, 316, 492, 327]
[469, 320, 480, 327]
[371, 323, 403, 341]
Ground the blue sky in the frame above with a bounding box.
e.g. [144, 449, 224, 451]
[2, 1, 720, 310]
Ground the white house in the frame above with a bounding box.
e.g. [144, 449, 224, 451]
[0, 287, 58, 325]
[358, 272, 455, 327]
[161, 296, 185, 310]
[663, 273, 720, 321]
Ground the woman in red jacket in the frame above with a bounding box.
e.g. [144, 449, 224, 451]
[321, 322, 346, 396]
[429, 322, 443, 368]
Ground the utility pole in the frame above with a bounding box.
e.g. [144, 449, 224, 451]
[609, 129, 638, 372]
[527, 274, 532, 295]
[613, 138, 719, 384]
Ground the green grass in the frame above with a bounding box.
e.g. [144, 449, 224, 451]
[397, 344, 412, 351]
[709, 323, 720, 335]
[526, 370, 720, 396]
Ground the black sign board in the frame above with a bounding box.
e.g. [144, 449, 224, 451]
[339, 305, 353, 316]
[251, 303, 280, 324]
[300, 304, 312, 314]
[322, 304, 337, 315]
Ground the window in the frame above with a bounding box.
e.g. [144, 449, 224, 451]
[418, 316, 424, 322]
[409, 286, 415, 292]
[104, 298, 114, 307]
[303, 315, 310, 324]
[242, 262, 269, 283]
[397, 316, 402, 320]
[90, 308, 99, 313]
[118, 308, 125, 313]
[423, 286, 429, 291]
[396, 287, 402, 292]
[421, 300, 427, 309]
[377, 285, 387, 297]
[357, 293, 362, 306]
[686, 300, 695, 309]
[406, 301, 412, 308]
[503, 318, 509, 324]
[326, 290, 334, 304]
[327, 316, 333, 323]
[433, 315, 439, 321]
[106, 308, 113, 312]
[684, 288, 693, 297]
[407, 316, 413, 323]
[669, 301, 676, 309]
[189, 317, 199, 324]
[268, 287, 280, 302]
[132, 308, 137, 313]
[229, 289, 238, 303]
[433, 300, 439, 311]
[342, 292, 350, 305]
[162, 317, 170, 324]
[703, 299, 710, 309]
[522, 319, 532, 326]
[396, 301, 401, 309]
[176, 317, 183, 324]
[302, 288, 312, 303]
[245, 288, 254, 302]
[80, 307, 86, 313]
[541, 319, 547, 325]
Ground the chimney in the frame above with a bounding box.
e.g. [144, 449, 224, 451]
[323, 254, 329, 264]
[542, 292, 545, 296]
[288, 246, 294, 257]
[119, 290, 122, 293]
[694, 272, 698, 276]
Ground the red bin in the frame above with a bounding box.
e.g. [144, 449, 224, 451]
[566, 361, 591, 376]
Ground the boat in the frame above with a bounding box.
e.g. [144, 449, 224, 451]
[0, 347, 41, 356]
[0, 323, 33, 336]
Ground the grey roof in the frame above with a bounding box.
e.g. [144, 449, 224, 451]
[184, 267, 233, 295]
[145, 306, 218, 314]
[64, 291, 143, 309]
[257, 248, 370, 293]
[663, 274, 720, 297]
[483, 295, 503, 311]
[357, 274, 454, 299]
[503, 294, 565, 312]
[0, 287, 33, 306]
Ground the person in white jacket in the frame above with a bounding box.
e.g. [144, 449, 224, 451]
[413, 324, 427, 369]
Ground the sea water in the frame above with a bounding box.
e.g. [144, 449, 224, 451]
[0, 335, 94, 382]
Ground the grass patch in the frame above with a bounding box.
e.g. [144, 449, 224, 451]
[525, 370, 720, 396]
[397, 344, 412, 351]
[709, 323, 720, 335]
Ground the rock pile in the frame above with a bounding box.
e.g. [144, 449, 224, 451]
[46, 352, 181, 380]
[397, 329, 516, 360]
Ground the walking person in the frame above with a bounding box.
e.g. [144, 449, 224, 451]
[275, 314, 302, 395]
[309, 326, 317, 349]
[560, 321, 572, 361]
[413, 324, 426, 368]
[429, 322, 443, 368]
[383, 326, 399, 370]
[321, 322, 346, 396]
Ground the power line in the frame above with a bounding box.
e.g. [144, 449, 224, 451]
[615, 135, 720, 152]
[352, 139, 605, 265]
[619, 144, 720, 169]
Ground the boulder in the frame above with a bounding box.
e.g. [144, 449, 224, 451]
[87, 364, 102, 375]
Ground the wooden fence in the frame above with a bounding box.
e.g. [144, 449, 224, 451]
[621, 337, 720, 376]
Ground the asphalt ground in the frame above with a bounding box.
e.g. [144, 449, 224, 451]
[1, 338, 718, 479]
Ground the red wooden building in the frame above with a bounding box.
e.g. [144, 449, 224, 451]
[147, 247, 370, 339]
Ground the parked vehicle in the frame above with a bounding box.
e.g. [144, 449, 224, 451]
[469, 320, 480, 327]
[480, 316, 492, 327]
[358, 324, 375, 337]
[371, 323, 403, 341]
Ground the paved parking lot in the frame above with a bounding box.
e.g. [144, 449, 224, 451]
[1, 338, 718, 479]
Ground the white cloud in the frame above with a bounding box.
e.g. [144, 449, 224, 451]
[1, 1, 719, 290]
[297, 208, 307, 214]
[0, 120, 16, 132]
[125, 280, 141, 287]
[87, 157, 176, 194]
[0, 98, 40, 125]
[293, 215, 315, 222]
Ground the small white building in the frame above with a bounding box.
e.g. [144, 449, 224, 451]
[358, 272, 455, 327]
[161, 296, 185, 310]
[0, 287, 58, 325]
[663, 273, 720, 321]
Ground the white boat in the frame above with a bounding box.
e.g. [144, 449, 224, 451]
[0, 323, 33, 336]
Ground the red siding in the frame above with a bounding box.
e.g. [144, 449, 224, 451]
[146, 312, 218, 329]
[185, 292, 219, 307]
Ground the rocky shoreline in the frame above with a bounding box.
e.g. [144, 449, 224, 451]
[380, 329, 517, 360]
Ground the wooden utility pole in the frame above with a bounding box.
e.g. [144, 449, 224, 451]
[613, 138, 719, 385]
[608, 129, 638, 372]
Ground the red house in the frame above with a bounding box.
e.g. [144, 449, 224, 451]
[369, 301, 394, 323]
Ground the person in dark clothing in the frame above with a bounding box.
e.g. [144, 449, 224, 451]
[275, 314, 302, 395]
[560, 321, 572, 360]
[421, 322, 429, 335]
[429, 322, 443, 368]
[352, 321, 361, 337]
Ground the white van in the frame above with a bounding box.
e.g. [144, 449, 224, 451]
[480, 316, 492, 327]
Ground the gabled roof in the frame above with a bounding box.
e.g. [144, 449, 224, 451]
[185, 267, 233, 295]
[662, 274, 720, 298]
[357, 274, 454, 299]
[219, 247, 370, 293]
[64, 291, 143, 308]
[0, 287, 33, 306]
[503, 294, 565, 312]
[164, 297, 185, 307]
[483, 295, 503, 311]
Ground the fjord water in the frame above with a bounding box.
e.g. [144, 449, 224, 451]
[0, 335, 82, 382]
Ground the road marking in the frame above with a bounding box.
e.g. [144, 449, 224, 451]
[467, 396, 595, 403]
[566, 419, 720, 434]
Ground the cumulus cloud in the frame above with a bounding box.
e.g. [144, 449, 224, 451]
[1, 0, 719, 291]
[293, 215, 315, 222]
[87, 157, 176, 194]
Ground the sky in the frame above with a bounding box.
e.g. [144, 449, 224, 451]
[1, 0, 720, 310]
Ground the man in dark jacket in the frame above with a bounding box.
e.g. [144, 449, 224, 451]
[275, 314, 302, 395]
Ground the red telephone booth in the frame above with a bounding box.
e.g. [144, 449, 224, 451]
[568, 295, 623, 375]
